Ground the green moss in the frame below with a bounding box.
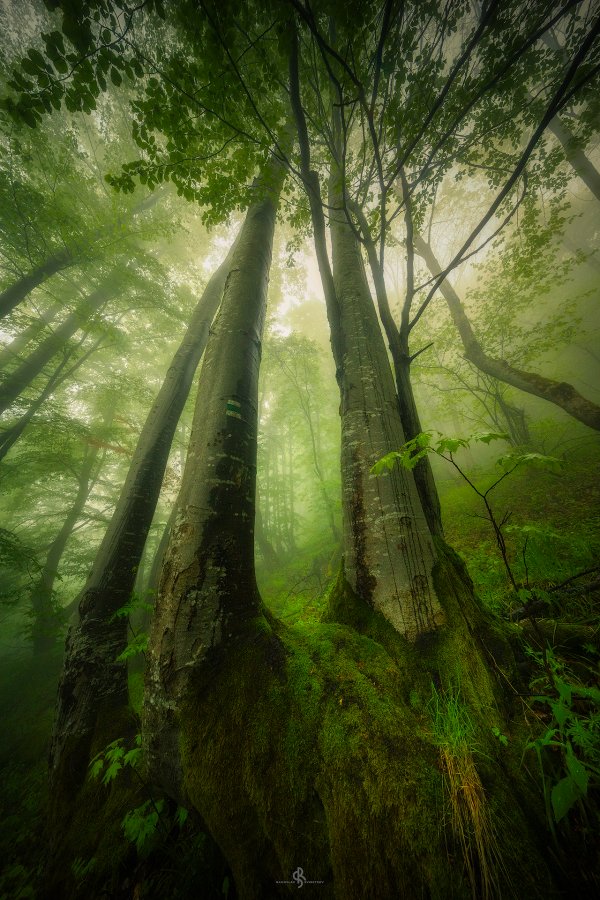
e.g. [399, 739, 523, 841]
[178, 607, 472, 898]
[129, 670, 145, 714]
[174, 548, 562, 899]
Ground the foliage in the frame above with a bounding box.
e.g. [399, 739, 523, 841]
[373, 430, 563, 592]
[526, 649, 600, 827]
[89, 734, 143, 784]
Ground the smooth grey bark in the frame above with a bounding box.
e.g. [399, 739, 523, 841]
[0, 281, 116, 415]
[31, 443, 100, 654]
[290, 36, 441, 639]
[47, 232, 237, 831]
[329, 191, 443, 640]
[145, 504, 178, 600]
[144, 157, 285, 803]
[413, 232, 600, 432]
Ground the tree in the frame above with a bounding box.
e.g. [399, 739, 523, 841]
[46, 219, 239, 864]
[5, 1, 599, 896]
[413, 229, 600, 432]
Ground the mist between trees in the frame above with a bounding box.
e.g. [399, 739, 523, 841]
[0, 1, 599, 899]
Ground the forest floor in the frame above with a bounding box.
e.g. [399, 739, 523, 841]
[1, 437, 599, 899]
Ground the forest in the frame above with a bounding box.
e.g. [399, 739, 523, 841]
[0, 0, 599, 897]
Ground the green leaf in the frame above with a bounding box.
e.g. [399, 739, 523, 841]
[436, 437, 467, 454]
[497, 452, 562, 473]
[491, 726, 508, 746]
[370, 451, 402, 475]
[565, 744, 589, 795]
[102, 760, 123, 784]
[554, 677, 573, 708]
[110, 67, 122, 87]
[175, 805, 188, 828]
[551, 775, 582, 822]
[122, 800, 165, 853]
[472, 432, 510, 445]
[89, 758, 104, 780]
[123, 747, 142, 768]
[549, 699, 570, 730]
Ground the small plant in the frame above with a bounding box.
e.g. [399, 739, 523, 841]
[111, 594, 153, 661]
[491, 726, 508, 747]
[71, 856, 97, 884]
[89, 734, 143, 784]
[526, 648, 600, 829]
[372, 431, 562, 595]
[122, 799, 166, 854]
[89, 734, 190, 857]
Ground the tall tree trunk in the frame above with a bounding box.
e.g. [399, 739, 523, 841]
[145, 504, 178, 601]
[45, 230, 237, 882]
[495, 389, 531, 447]
[344, 201, 444, 537]
[0, 250, 72, 321]
[134, 155, 558, 900]
[144, 155, 285, 804]
[140, 176, 558, 900]
[0, 281, 115, 415]
[414, 232, 600, 431]
[31, 443, 100, 654]
[328, 188, 443, 640]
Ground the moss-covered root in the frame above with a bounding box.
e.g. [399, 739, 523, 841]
[177, 606, 558, 900]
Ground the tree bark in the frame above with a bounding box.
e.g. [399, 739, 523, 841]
[144, 155, 285, 804]
[45, 229, 238, 868]
[414, 232, 600, 432]
[328, 189, 443, 640]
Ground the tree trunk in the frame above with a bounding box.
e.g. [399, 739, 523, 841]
[0, 250, 72, 321]
[496, 390, 531, 447]
[144, 155, 285, 804]
[145, 505, 178, 601]
[0, 281, 115, 415]
[255, 490, 280, 566]
[31, 443, 100, 654]
[45, 229, 237, 882]
[137, 167, 559, 900]
[547, 114, 600, 201]
[328, 191, 443, 640]
[414, 232, 600, 432]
